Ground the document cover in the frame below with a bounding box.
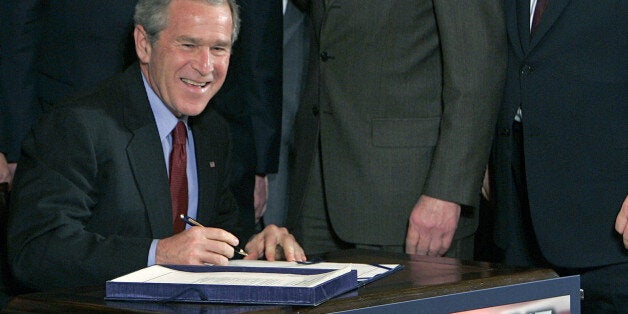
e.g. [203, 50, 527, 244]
[106, 264, 358, 306]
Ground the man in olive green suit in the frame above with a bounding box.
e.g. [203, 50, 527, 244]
[288, 0, 507, 258]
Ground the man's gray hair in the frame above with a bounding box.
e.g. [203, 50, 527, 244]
[134, 0, 240, 45]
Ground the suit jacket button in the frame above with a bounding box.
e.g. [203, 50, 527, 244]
[312, 106, 320, 116]
[499, 128, 510, 136]
[520, 64, 533, 76]
[320, 51, 334, 62]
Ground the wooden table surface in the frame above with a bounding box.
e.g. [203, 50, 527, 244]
[4, 249, 557, 313]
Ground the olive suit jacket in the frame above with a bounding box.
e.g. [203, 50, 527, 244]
[289, 0, 507, 246]
[492, 0, 627, 268]
[7, 64, 242, 291]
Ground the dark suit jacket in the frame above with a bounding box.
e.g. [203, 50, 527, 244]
[492, 0, 627, 268]
[7, 64, 242, 291]
[289, 0, 507, 246]
[0, 0, 138, 162]
[213, 0, 282, 176]
[211, 0, 282, 231]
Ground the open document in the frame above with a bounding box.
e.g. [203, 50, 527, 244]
[106, 264, 358, 306]
[228, 259, 402, 285]
[110, 264, 352, 288]
[106, 261, 401, 305]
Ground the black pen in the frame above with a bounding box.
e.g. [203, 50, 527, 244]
[179, 214, 248, 256]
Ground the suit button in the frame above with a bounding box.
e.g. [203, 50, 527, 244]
[520, 64, 533, 76]
[312, 106, 320, 116]
[320, 51, 334, 62]
[499, 128, 510, 136]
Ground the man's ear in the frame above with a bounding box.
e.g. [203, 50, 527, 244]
[134, 25, 151, 63]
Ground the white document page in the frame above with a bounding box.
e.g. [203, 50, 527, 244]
[110, 265, 352, 288]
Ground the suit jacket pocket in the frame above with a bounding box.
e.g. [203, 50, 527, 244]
[371, 117, 440, 148]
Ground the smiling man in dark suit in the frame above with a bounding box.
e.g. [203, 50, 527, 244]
[7, 0, 305, 292]
[0, 1, 282, 246]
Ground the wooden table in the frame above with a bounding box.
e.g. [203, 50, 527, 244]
[4, 249, 575, 313]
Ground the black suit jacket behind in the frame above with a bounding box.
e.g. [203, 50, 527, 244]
[210, 0, 282, 231]
[0, 0, 138, 162]
[492, 0, 627, 268]
[7, 64, 242, 291]
[212, 0, 282, 176]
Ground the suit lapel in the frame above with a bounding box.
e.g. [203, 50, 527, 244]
[506, 0, 526, 58]
[123, 65, 173, 239]
[529, 0, 570, 49]
[515, 0, 531, 54]
[190, 112, 219, 225]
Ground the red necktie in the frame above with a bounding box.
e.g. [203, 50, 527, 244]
[531, 0, 549, 37]
[169, 121, 188, 234]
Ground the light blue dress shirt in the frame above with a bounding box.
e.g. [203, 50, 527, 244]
[142, 74, 199, 266]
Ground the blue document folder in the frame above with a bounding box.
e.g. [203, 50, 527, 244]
[106, 265, 359, 306]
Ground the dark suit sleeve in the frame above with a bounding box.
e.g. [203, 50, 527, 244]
[7, 107, 151, 291]
[0, 0, 43, 161]
[422, 0, 507, 207]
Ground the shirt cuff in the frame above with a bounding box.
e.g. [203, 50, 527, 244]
[148, 239, 159, 266]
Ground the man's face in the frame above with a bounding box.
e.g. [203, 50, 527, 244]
[135, 0, 233, 117]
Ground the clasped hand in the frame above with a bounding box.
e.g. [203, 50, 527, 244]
[156, 224, 306, 266]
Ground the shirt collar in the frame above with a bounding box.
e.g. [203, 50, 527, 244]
[141, 73, 188, 140]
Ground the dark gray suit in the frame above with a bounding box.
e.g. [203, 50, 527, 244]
[7, 64, 242, 291]
[288, 0, 507, 256]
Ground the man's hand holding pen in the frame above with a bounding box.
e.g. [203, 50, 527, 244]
[155, 215, 307, 266]
[155, 226, 242, 266]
